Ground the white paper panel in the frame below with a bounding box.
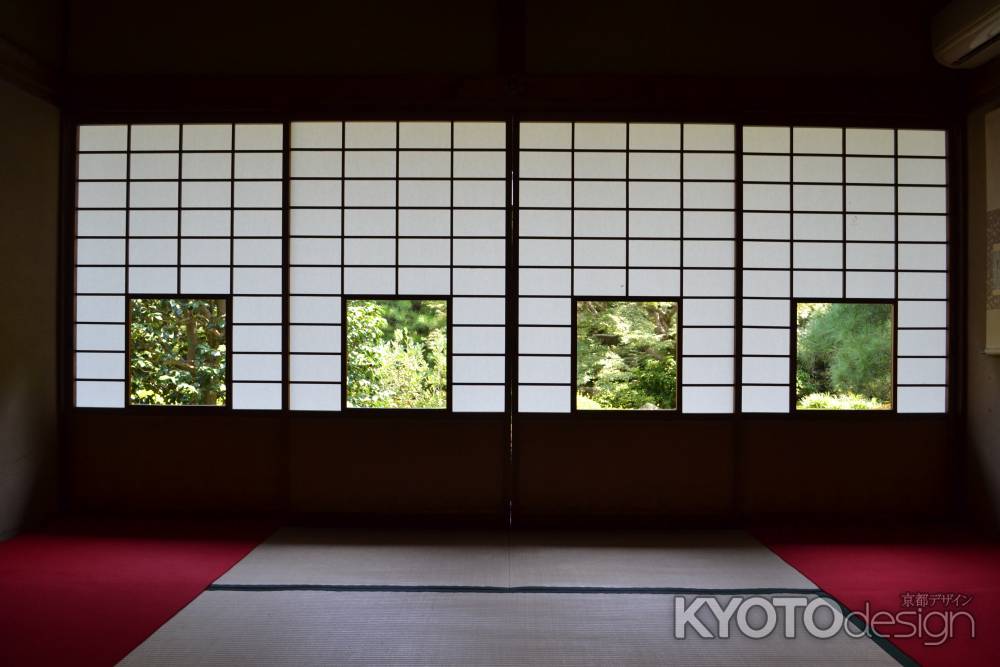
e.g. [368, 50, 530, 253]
[742, 299, 789, 327]
[290, 355, 341, 382]
[742, 357, 788, 384]
[575, 240, 625, 266]
[897, 300, 947, 328]
[846, 214, 894, 241]
[77, 296, 126, 322]
[743, 184, 790, 211]
[453, 122, 507, 148]
[898, 272, 947, 299]
[452, 268, 505, 295]
[183, 124, 232, 150]
[682, 386, 733, 413]
[453, 326, 505, 354]
[574, 269, 626, 295]
[343, 267, 395, 294]
[743, 155, 789, 182]
[896, 386, 946, 413]
[793, 270, 842, 297]
[519, 356, 570, 384]
[845, 128, 893, 156]
[574, 152, 625, 179]
[684, 328, 734, 355]
[79, 125, 127, 151]
[76, 381, 125, 407]
[794, 156, 841, 183]
[397, 268, 449, 293]
[76, 352, 124, 379]
[233, 297, 282, 323]
[291, 122, 342, 149]
[897, 330, 947, 356]
[232, 383, 282, 410]
[290, 383, 340, 411]
[683, 357, 733, 384]
[629, 123, 680, 150]
[291, 151, 342, 177]
[629, 211, 680, 238]
[845, 157, 893, 184]
[793, 214, 842, 240]
[233, 268, 282, 294]
[792, 127, 841, 154]
[575, 211, 627, 237]
[518, 385, 571, 413]
[519, 326, 571, 354]
[627, 269, 680, 296]
[742, 126, 790, 154]
[629, 152, 680, 179]
[683, 298, 734, 326]
[846, 243, 894, 270]
[453, 356, 505, 383]
[78, 211, 126, 237]
[897, 130, 946, 157]
[453, 297, 505, 324]
[453, 385, 505, 412]
[453, 239, 505, 266]
[181, 268, 229, 293]
[232, 325, 282, 352]
[398, 239, 450, 266]
[741, 386, 789, 413]
[127, 267, 175, 293]
[742, 328, 788, 355]
[628, 240, 680, 267]
[743, 213, 789, 239]
[519, 298, 571, 325]
[897, 358, 947, 385]
[398, 122, 450, 149]
[79, 153, 127, 180]
[398, 209, 449, 236]
[684, 270, 734, 296]
[232, 354, 282, 381]
[845, 272, 895, 298]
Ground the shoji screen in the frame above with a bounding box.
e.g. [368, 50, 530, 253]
[74, 124, 284, 409]
[517, 122, 737, 413]
[288, 121, 507, 411]
[741, 127, 948, 413]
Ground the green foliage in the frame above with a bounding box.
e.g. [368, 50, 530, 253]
[129, 299, 227, 406]
[797, 392, 887, 410]
[796, 302, 892, 410]
[576, 301, 678, 410]
[346, 300, 447, 409]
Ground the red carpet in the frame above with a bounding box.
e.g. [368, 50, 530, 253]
[0, 518, 273, 667]
[758, 528, 1000, 667]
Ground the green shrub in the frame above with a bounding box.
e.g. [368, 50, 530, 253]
[797, 392, 888, 411]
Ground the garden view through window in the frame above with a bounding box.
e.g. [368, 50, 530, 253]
[795, 302, 893, 411]
[346, 299, 448, 409]
[575, 300, 679, 411]
[129, 298, 227, 406]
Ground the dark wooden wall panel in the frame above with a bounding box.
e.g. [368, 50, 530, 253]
[740, 417, 952, 520]
[288, 415, 506, 520]
[514, 417, 736, 522]
[68, 413, 283, 513]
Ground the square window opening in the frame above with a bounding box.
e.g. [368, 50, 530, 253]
[346, 299, 448, 409]
[575, 300, 679, 411]
[129, 298, 228, 406]
[795, 301, 893, 411]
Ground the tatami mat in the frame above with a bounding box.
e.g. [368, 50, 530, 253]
[216, 528, 813, 589]
[120, 590, 899, 666]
